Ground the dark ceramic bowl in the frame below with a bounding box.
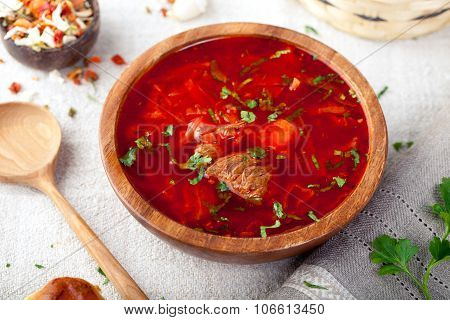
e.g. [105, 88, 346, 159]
[0, 0, 100, 71]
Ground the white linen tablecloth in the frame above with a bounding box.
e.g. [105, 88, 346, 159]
[0, 0, 449, 300]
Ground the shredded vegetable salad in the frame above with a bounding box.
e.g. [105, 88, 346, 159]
[1, 0, 93, 51]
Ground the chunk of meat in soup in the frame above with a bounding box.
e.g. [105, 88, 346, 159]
[206, 153, 271, 204]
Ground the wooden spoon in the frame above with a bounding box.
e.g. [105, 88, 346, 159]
[0, 102, 148, 300]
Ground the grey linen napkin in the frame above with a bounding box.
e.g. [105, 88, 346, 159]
[267, 109, 450, 300]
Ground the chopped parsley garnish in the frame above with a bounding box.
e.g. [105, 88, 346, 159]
[393, 141, 414, 151]
[267, 111, 280, 122]
[307, 211, 320, 222]
[220, 86, 232, 99]
[241, 110, 256, 123]
[246, 99, 258, 109]
[240, 57, 268, 76]
[68, 107, 77, 118]
[210, 60, 227, 83]
[247, 146, 266, 159]
[270, 49, 291, 59]
[34, 264, 45, 269]
[208, 108, 218, 123]
[304, 25, 319, 35]
[135, 135, 152, 150]
[220, 86, 244, 105]
[350, 149, 360, 168]
[311, 155, 320, 170]
[260, 220, 281, 238]
[377, 85, 389, 99]
[333, 176, 346, 188]
[217, 181, 229, 192]
[6, 263, 11, 268]
[97, 267, 110, 285]
[186, 152, 212, 185]
[159, 143, 177, 164]
[163, 124, 174, 137]
[119, 147, 137, 167]
[286, 107, 303, 122]
[273, 201, 286, 219]
[312, 54, 318, 61]
[276, 154, 286, 160]
[312, 75, 325, 85]
[186, 152, 212, 170]
[303, 281, 328, 290]
[371, 181, 449, 300]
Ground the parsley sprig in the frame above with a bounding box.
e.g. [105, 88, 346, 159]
[370, 177, 450, 299]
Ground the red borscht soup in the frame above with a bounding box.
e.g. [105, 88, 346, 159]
[116, 36, 369, 238]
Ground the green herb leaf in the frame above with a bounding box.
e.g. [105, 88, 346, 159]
[429, 237, 450, 261]
[241, 110, 256, 123]
[217, 181, 229, 192]
[247, 146, 266, 159]
[333, 176, 346, 188]
[210, 60, 227, 83]
[220, 86, 232, 99]
[370, 235, 418, 275]
[159, 143, 177, 164]
[246, 99, 258, 109]
[186, 152, 212, 170]
[286, 107, 303, 122]
[208, 108, 219, 123]
[97, 267, 110, 285]
[135, 135, 152, 150]
[273, 201, 286, 219]
[303, 281, 327, 290]
[431, 177, 450, 236]
[304, 25, 319, 35]
[34, 264, 45, 269]
[311, 155, 320, 170]
[267, 111, 279, 122]
[307, 211, 320, 222]
[220, 86, 244, 105]
[260, 220, 281, 238]
[393, 141, 414, 152]
[119, 147, 137, 167]
[377, 85, 389, 99]
[189, 166, 206, 185]
[270, 49, 291, 59]
[6, 263, 11, 268]
[312, 75, 325, 85]
[240, 57, 268, 76]
[276, 154, 286, 160]
[350, 149, 360, 168]
[163, 124, 174, 137]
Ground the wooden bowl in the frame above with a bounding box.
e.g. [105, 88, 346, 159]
[0, 0, 100, 71]
[100, 23, 387, 264]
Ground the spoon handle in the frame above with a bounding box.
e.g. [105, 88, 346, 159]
[40, 181, 148, 300]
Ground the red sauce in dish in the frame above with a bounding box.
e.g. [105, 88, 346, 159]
[116, 36, 369, 238]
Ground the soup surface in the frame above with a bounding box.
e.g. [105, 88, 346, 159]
[116, 36, 369, 238]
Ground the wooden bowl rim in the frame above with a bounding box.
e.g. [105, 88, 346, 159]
[100, 22, 387, 255]
[0, 0, 99, 54]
